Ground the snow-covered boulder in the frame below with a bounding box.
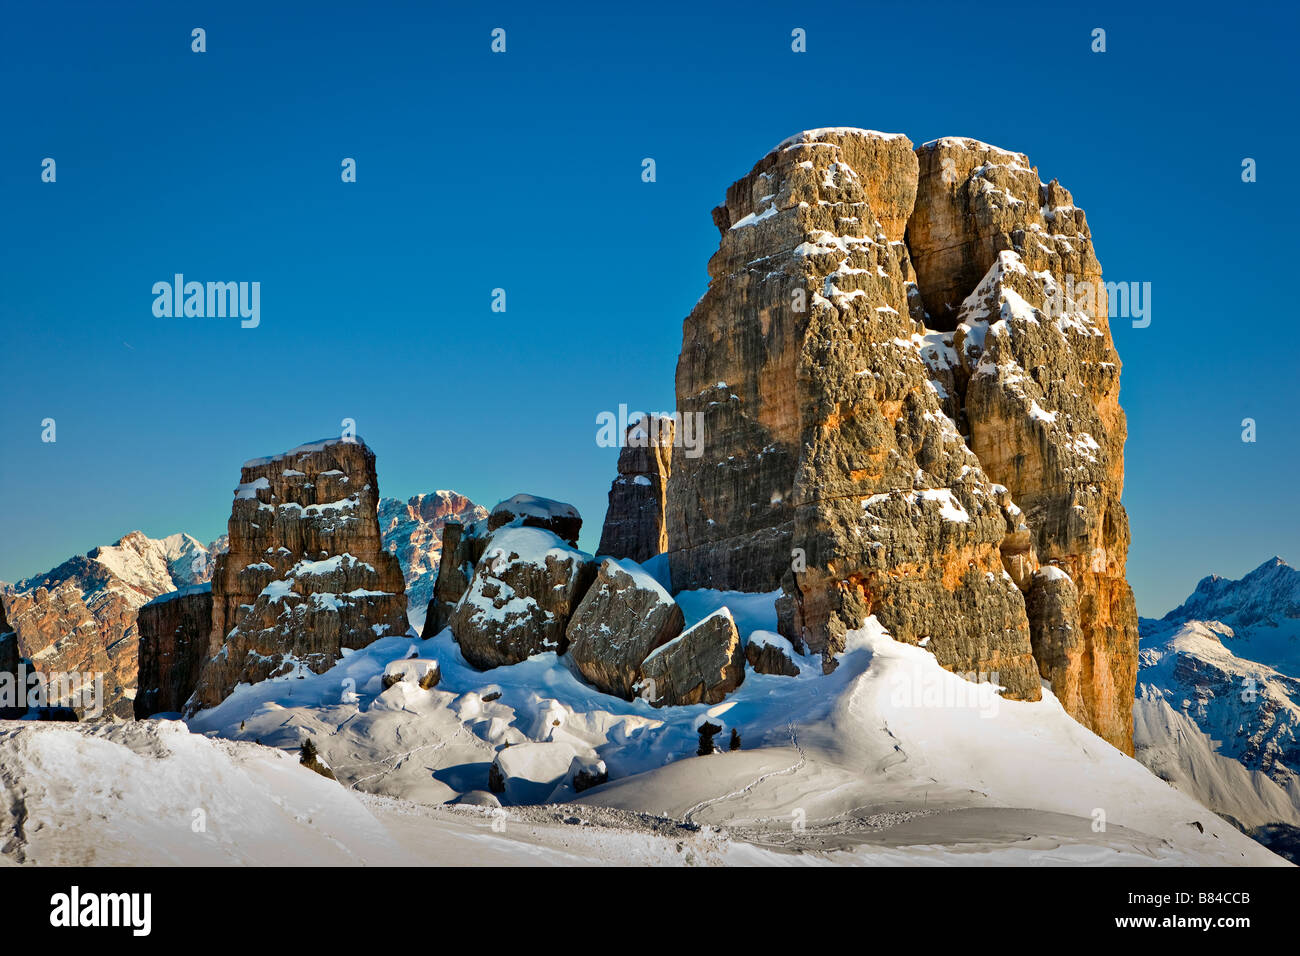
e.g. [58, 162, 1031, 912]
[381, 657, 441, 690]
[452, 789, 502, 808]
[638, 608, 745, 707]
[487, 494, 582, 547]
[450, 527, 596, 670]
[488, 740, 581, 804]
[744, 630, 800, 676]
[566, 558, 684, 699]
[570, 755, 608, 793]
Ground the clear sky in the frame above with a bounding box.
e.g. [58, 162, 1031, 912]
[1, 0, 1296, 616]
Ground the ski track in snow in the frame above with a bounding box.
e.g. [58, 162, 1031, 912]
[684, 721, 807, 824]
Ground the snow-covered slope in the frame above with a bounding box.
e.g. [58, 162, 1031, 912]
[0, 720, 801, 866]
[174, 587, 1283, 866]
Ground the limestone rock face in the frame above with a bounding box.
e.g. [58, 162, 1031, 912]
[666, 128, 1139, 749]
[908, 138, 1106, 330]
[1026, 567, 1081, 691]
[187, 438, 407, 714]
[597, 417, 674, 562]
[666, 127, 1039, 699]
[450, 526, 596, 670]
[566, 558, 684, 699]
[666, 129, 922, 595]
[638, 609, 745, 707]
[421, 519, 482, 638]
[487, 494, 582, 547]
[912, 138, 1138, 751]
[134, 584, 214, 718]
[0, 599, 24, 719]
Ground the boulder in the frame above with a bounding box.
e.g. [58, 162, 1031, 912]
[450, 526, 596, 670]
[566, 558, 684, 699]
[597, 416, 674, 562]
[186, 437, 408, 715]
[638, 608, 745, 707]
[570, 756, 608, 793]
[487, 494, 582, 547]
[452, 789, 502, 808]
[745, 630, 800, 676]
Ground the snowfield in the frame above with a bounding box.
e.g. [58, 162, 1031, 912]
[1, 583, 1286, 866]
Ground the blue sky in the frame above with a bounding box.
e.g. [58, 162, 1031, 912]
[1, 0, 1295, 615]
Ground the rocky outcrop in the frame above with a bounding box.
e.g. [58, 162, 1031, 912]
[566, 558, 684, 698]
[915, 137, 1138, 751]
[638, 608, 745, 707]
[487, 494, 582, 547]
[1025, 566, 1080, 701]
[665, 128, 1139, 750]
[0, 598, 25, 719]
[0, 531, 222, 719]
[909, 138, 1107, 330]
[186, 438, 407, 714]
[597, 417, 674, 562]
[421, 519, 483, 638]
[667, 127, 1039, 701]
[666, 128, 923, 595]
[424, 493, 583, 641]
[134, 584, 214, 718]
[450, 526, 595, 670]
[378, 491, 486, 626]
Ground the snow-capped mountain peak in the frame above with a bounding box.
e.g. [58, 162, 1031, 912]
[1135, 558, 1300, 861]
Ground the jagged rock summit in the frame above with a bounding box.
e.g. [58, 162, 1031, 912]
[185, 437, 407, 714]
[665, 127, 1139, 751]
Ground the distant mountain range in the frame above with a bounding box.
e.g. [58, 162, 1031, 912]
[377, 492, 487, 630]
[1135, 557, 1300, 862]
[0, 531, 228, 717]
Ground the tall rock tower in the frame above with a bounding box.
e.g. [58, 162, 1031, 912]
[186, 437, 407, 713]
[665, 129, 1139, 752]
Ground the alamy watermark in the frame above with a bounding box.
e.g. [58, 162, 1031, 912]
[1043, 274, 1151, 329]
[890, 666, 1002, 718]
[0, 664, 104, 717]
[152, 274, 260, 328]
